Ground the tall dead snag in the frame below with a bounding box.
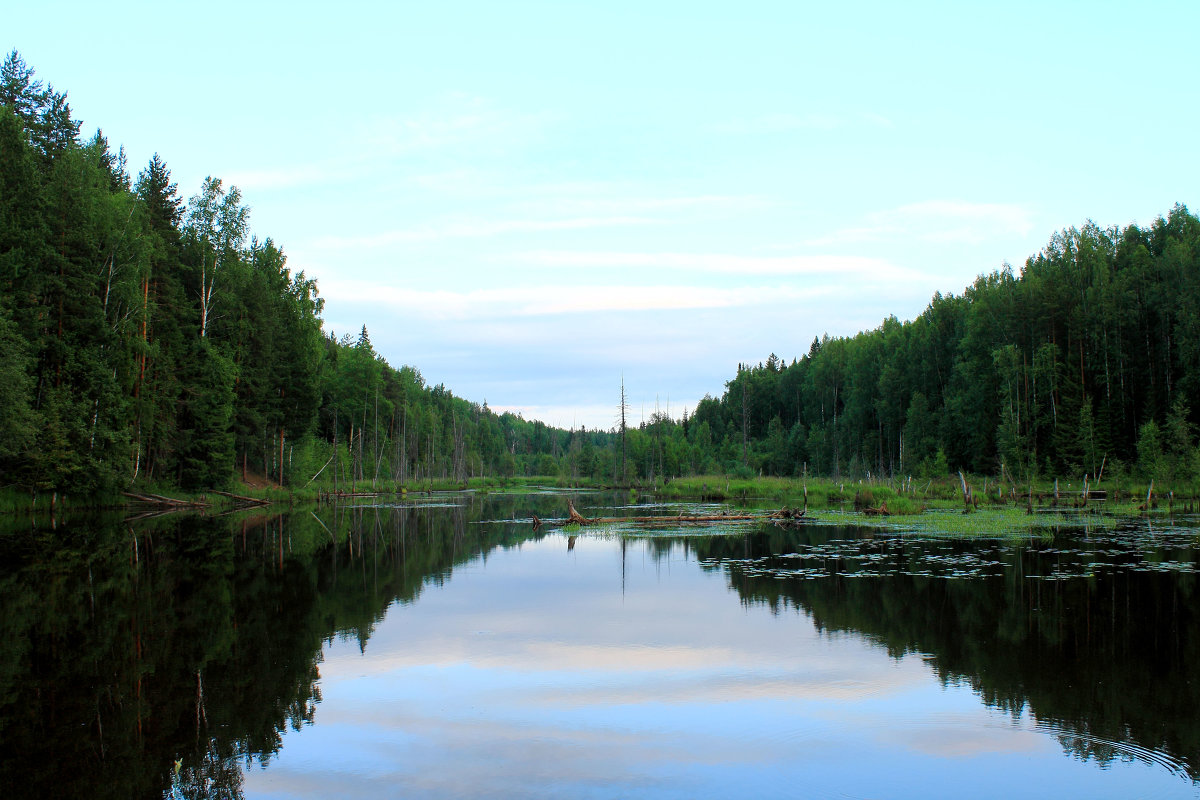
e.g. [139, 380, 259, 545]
[959, 470, 975, 512]
[619, 377, 629, 485]
[1139, 480, 1155, 511]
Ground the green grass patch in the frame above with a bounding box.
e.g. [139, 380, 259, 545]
[812, 505, 1118, 537]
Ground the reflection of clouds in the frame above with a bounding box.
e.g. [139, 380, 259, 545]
[242, 536, 1188, 799]
[322, 644, 926, 707]
[870, 714, 1050, 759]
[522, 669, 916, 708]
[311, 535, 934, 733]
[253, 704, 757, 799]
[893, 722, 1047, 758]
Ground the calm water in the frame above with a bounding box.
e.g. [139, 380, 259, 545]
[2, 492, 1199, 798]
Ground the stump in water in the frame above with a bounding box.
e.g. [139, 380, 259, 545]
[534, 502, 781, 529]
[567, 499, 589, 525]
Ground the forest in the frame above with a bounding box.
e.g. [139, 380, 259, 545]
[2, 50, 1199, 500]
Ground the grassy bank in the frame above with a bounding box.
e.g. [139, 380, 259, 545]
[655, 473, 1197, 516]
[5, 468, 1194, 524]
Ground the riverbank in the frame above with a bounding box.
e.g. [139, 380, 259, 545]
[4, 471, 1195, 527]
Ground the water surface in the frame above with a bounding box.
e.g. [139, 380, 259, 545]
[1, 494, 1197, 798]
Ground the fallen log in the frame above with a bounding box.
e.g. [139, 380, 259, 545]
[122, 491, 206, 508]
[535, 503, 804, 529]
[543, 513, 766, 526]
[862, 502, 889, 516]
[211, 490, 273, 507]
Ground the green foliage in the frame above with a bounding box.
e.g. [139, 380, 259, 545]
[1137, 420, 1165, 482]
[616, 206, 1200, 491]
[0, 314, 34, 464]
[4, 51, 1200, 501]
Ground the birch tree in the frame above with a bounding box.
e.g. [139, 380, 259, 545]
[186, 176, 248, 338]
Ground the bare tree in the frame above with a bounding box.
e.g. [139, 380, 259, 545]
[618, 377, 630, 484]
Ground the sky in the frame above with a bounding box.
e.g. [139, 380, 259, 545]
[8, 1, 1199, 430]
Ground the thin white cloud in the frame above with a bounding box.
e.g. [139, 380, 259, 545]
[712, 112, 843, 134]
[512, 251, 924, 281]
[861, 111, 895, 129]
[312, 216, 655, 249]
[355, 93, 554, 156]
[713, 110, 895, 136]
[518, 192, 764, 217]
[320, 280, 832, 319]
[226, 95, 552, 194]
[224, 162, 350, 191]
[807, 200, 1034, 246]
[401, 170, 767, 218]
[487, 403, 621, 429]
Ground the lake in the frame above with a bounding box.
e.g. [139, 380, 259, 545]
[2, 491, 1199, 798]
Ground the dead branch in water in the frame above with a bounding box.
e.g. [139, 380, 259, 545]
[122, 491, 207, 508]
[535, 502, 809, 529]
[210, 490, 272, 507]
[862, 502, 889, 516]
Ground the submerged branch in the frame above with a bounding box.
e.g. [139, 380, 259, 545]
[535, 502, 810, 529]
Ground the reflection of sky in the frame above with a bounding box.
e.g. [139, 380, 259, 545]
[244, 536, 1195, 799]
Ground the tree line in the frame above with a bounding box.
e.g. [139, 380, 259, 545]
[0, 51, 585, 497]
[3, 50, 1198, 497]
[678, 205, 1200, 485]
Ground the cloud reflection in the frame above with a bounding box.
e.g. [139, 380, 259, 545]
[239, 536, 1111, 799]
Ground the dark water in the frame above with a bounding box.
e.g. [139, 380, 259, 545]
[2, 493, 1199, 798]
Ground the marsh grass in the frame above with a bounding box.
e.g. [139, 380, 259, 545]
[648, 473, 1189, 537]
[808, 506, 1117, 537]
[658, 474, 964, 509]
[0, 487, 127, 514]
[661, 473, 1196, 509]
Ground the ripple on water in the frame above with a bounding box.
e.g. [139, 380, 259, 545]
[1035, 719, 1195, 786]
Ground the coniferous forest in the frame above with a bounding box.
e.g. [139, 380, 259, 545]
[3, 50, 1200, 500]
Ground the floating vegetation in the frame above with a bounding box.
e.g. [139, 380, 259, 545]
[687, 515, 1200, 584]
[511, 493, 1200, 585]
[808, 506, 1120, 538]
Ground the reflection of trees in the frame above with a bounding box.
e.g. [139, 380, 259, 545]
[14, 501, 1189, 794]
[0, 494, 553, 799]
[687, 524, 1200, 780]
[170, 738, 245, 800]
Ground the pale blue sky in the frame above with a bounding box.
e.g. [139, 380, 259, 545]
[10, 1, 1199, 428]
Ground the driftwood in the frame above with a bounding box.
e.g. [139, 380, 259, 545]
[567, 500, 589, 525]
[124, 488, 273, 511]
[122, 491, 207, 508]
[211, 490, 272, 507]
[771, 507, 809, 529]
[535, 501, 809, 530]
[862, 502, 889, 516]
